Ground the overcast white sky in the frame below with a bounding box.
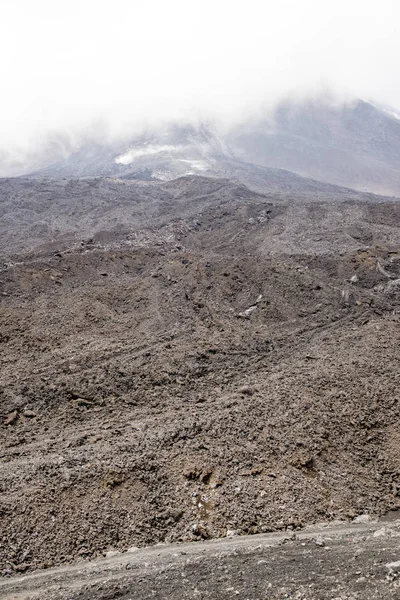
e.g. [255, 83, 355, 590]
[1, 0, 399, 151]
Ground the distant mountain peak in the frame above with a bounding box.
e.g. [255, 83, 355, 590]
[2, 97, 400, 197]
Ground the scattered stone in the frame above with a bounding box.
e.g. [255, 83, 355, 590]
[353, 514, 371, 524]
[238, 305, 257, 319]
[238, 385, 254, 396]
[71, 398, 94, 408]
[13, 562, 31, 572]
[3, 410, 18, 426]
[377, 261, 392, 279]
[385, 560, 400, 573]
[226, 529, 239, 538]
[23, 409, 37, 418]
[341, 289, 350, 305]
[105, 550, 121, 558]
[192, 523, 209, 539]
[373, 527, 387, 538]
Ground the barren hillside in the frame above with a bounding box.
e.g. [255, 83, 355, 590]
[0, 177, 399, 575]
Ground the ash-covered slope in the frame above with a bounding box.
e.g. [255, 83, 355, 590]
[0, 175, 376, 258]
[0, 176, 266, 257]
[229, 99, 400, 196]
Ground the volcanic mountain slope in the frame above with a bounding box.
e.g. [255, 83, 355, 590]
[25, 123, 365, 198]
[229, 98, 400, 196]
[7, 97, 400, 197]
[0, 176, 399, 574]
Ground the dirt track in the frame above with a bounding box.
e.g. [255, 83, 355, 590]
[2, 519, 400, 599]
[1, 177, 400, 577]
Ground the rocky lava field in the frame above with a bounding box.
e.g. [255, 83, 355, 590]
[0, 176, 399, 575]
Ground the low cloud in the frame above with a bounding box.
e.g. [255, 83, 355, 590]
[0, 0, 399, 173]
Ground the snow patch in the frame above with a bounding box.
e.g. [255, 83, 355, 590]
[179, 159, 209, 172]
[115, 145, 180, 165]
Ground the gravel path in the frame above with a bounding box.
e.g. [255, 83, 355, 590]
[2, 518, 400, 599]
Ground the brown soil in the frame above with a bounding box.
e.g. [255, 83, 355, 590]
[1, 178, 399, 575]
